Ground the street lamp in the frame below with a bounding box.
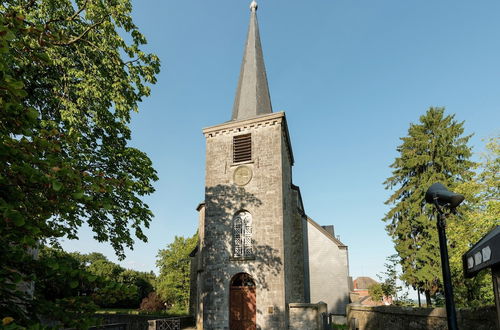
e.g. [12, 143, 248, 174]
[425, 183, 465, 330]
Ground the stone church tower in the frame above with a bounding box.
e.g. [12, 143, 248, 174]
[190, 2, 350, 329]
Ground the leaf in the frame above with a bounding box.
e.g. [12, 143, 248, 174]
[48, 261, 59, 270]
[11, 272, 22, 284]
[72, 191, 84, 199]
[9, 80, 24, 90]
[5, 31, 15, 41]
[69, 281, 79, 289]
[26, 108, 39, 121]
[7, 210, 25, 227]
[52, 181, 63, 191]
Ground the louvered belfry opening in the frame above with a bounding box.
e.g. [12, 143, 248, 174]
[233, 134, 252, 163]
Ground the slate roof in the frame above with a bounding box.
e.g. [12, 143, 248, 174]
[306, 216, 347, 248]
[231, 2, 273, 121]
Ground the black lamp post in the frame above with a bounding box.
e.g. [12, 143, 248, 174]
[425, 183, 465, 330]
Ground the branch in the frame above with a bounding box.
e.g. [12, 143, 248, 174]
[22, 0, 37, 9]
[44, 0, 88, 25]
[52, 20, 104, 46]
[83, 39, 132, 67]
[123, 58, 140, 66]
[68, 0, 88, 21]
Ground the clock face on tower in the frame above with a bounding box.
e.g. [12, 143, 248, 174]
[233, 165, 253, 186]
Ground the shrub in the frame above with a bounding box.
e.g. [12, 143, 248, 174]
[139, 292, 165, 312]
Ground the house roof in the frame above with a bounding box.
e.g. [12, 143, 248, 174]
[196, 202, 205, 211]
[306, 216, 347, 248]
[354, 276, 378, 290]
[291, 184, 305, 216]
[189, 245, 199, 257]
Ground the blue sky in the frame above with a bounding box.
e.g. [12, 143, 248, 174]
[61, 0, 500, 283]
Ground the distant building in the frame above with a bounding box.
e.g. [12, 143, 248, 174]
[351, 276, 393, 306]
[353, 276, 378, 298]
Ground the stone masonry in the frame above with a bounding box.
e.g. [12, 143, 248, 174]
[195, 112, 306, 329]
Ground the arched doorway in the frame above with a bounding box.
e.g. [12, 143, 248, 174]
[230, 273, 256, 330]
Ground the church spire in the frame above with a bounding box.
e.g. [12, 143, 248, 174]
[231, 1, 273, 121]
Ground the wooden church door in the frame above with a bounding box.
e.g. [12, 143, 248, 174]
[230, 273, 256, 330]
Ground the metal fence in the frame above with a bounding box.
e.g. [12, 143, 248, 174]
[89, 323, 127, 330]
[148, 318, 181, 330]
[323, 313, 346, 330]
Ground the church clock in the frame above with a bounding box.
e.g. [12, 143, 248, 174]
[233, 165, 253, 186]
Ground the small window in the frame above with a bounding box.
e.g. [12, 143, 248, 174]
[233, 211, 253, 259]
[233, 134, 252, 163]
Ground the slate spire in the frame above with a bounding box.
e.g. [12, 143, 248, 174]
[231, 1, 273, 121]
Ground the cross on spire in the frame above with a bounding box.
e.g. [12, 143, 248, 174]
[250, 1, 258, 12]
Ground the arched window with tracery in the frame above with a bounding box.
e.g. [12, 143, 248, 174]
[233, 211, 253, 258]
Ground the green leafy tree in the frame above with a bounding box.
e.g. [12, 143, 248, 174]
[33, 248, 155, 324]
[79, 253, 155, 308]
[70, 252, 108, 266]
[33, 247, 101, 328]
[0, 0, 160, 324]
[87, 259, 124, 280]
[448, 136, 500, 307]
[377, 254, 401, 300]
[156, 234, 198, 313]
[383, 107, 474, 305]
[368, 283, 384, 302]
[118, 269, 155, 305]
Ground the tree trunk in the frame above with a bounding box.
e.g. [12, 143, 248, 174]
[417, 290, 421, 307]
[425, 290, 431, 307]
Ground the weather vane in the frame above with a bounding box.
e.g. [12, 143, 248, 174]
[250, 0, 258, 11]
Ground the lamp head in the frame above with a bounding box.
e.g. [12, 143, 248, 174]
[425, 183, 465, 209]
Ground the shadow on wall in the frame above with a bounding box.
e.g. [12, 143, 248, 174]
[204, 184, 283, 286]
[201, 185, 285, 328]
[205, 184, 263, 216]
[261, 305, 283, 330]
[329, 296, 348, 323]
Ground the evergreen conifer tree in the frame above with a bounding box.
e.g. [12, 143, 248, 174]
[383, 107, 474, 305]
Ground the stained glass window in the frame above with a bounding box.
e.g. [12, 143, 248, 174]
[233, 211, 253, 258]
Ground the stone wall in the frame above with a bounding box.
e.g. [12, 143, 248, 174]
[289, 302, 327, 330]
[347, 304, 497, 330]
[282, 129, 306, 306]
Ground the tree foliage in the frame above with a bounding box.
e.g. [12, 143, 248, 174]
[73, 251, 155, 308]
[370, 254, 414, 306]
[1, 0, 159, 324]
[368, 283, 384, 302]
[156, 234, 198, 312]
[383, 107, 474, 302]
[32, 247, 100, 328]
[35, 247, 156, 326]
[377, 254, 401, 300]
[448, 136, 500, 307]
